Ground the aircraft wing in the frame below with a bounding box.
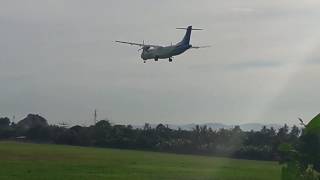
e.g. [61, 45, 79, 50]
[115, 40, 160, 48]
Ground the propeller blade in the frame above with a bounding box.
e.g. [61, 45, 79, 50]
[138, 40, 145, 51]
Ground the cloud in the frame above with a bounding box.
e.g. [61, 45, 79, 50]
[226, 61, 283, 70]
[1, 0, 320, 125]
[305, 58, 320, 64]
[231, 7, 257, 14]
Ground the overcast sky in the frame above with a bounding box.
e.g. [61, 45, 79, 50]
[1, 0, 320, 126]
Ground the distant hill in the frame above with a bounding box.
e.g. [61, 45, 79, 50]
[133, 122, 283, 131]
[240, 123, 282, 131]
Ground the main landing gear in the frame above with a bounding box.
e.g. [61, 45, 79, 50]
[143, 60, 146, 63]
[169, 57, 173, 62]
[154, 56, 159, 61]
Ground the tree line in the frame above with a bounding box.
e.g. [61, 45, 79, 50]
[0, 114, 302, 161]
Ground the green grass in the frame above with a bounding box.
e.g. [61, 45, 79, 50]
[0, 141, 281, 180]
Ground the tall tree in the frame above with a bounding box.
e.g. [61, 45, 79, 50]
[0, 117, 10, 128]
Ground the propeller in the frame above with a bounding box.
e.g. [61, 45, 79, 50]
[138, 40, 145, 51]
[138, 45, 150, 52]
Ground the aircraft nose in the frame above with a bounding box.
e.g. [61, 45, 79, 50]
[141, 53, 147, 60]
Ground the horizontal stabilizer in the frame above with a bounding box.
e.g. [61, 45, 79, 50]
[176, 27, 203, 30]
[191, 45, 211, 49]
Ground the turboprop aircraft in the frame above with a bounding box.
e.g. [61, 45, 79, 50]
[115, 26, 209, 63]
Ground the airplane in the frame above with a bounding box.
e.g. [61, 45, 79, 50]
[115, 26, 209, 63]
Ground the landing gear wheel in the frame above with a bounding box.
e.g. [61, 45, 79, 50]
[143, 60, 146, 63]
[154, 56, 159, 61]
[169, 58, 173, 62]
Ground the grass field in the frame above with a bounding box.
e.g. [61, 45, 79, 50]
[0, 141, 281, 180]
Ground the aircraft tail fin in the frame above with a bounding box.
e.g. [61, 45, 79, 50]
[176, 26, 203, 45]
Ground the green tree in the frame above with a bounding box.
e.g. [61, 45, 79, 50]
[280, 114, 320, 180]
[0, 117, 10, 128]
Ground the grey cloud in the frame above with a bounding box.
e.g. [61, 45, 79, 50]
[305, 58, 320, 64]
[226, 61, 283, 70]
[1, 0, 320, 126]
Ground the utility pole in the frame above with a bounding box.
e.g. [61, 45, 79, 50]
[94, 109, 97, 125]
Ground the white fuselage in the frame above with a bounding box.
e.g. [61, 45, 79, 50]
[141, 44, 192, 61]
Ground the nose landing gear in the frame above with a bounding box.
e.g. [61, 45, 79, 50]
[169, 57, 173, 62]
